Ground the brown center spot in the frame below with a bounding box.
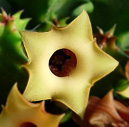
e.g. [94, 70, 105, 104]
[49, 48, 77, 77]
[20, 122, 37, 127]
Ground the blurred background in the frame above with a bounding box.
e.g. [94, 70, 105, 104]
[0, 0, 129, 126]
[1, 0, 129, 103]
[1, 0, 129, 36]
[1, 0, 129, 107]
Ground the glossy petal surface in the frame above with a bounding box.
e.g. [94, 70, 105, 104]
[21, 11, 118, 119]
[0, 85, 64, 127]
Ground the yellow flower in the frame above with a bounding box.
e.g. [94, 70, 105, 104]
[0, 84, 64, 127]
[20, 10, 118, 119]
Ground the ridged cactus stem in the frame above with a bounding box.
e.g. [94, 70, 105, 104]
[0, 9, 30, 108]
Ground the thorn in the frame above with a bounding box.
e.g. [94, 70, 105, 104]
[96, 26, 104, 35]
[106, 24, 116, 37]
[1, 8, 7, 17]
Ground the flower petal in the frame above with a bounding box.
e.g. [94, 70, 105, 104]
[0, 84, 64, 127]
[20, 11, 118, 119]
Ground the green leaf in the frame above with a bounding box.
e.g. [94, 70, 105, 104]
[7, 0, 87, 28]
[61, 111, 71, 123]
[117, 32, 129, 51]
[114, 79, 129, 92]
[72, 1, 94, 16]
[90, 0, 129, 36]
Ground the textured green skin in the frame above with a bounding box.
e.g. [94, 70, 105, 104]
[0, 11, 29, 107]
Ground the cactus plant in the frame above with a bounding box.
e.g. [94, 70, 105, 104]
[0, 9, 29, 106]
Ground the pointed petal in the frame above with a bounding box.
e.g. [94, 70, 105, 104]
[6, 84, 40, 112]
[89, 39, 118, 84]
[89, 90, 123, 125]
[21, 10, 118, 119]
[53, 10, 93, 42]
[0, 84, 64, 127]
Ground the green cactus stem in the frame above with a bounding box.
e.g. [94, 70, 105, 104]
[0, 9, 30, 107]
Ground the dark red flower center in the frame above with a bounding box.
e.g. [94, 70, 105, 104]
[49, 48, 77, 77]
[20, 122, 37, 127]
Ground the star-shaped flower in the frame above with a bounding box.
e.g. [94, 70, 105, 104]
[0, 84, 64, 127]
[20, 10, 118, 119]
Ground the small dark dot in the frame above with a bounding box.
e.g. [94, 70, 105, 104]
[20, 122, 37, 127]
[49, 48, 77, 77]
